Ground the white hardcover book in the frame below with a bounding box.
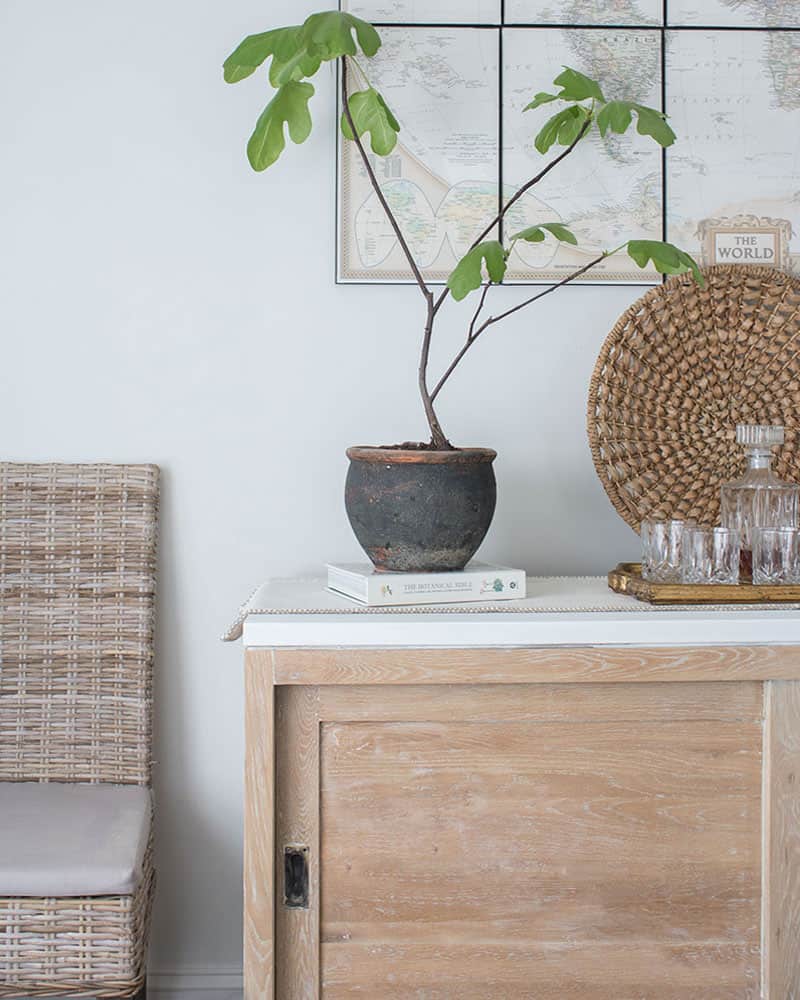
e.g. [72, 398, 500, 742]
[326, 561, 527, 606]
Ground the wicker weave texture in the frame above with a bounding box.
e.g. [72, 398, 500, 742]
[0, 463, 159, 784]
[587, 265, 800, 531]
[0, 840, 154, 998]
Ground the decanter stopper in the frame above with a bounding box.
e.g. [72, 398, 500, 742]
[736, 425, 785, 449]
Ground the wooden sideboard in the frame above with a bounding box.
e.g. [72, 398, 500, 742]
[238, 580, 800, 999]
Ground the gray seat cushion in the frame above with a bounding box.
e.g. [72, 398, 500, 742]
[0, 782, 151, 896]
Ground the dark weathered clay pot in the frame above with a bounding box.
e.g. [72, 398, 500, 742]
[344, 446, 497, 572]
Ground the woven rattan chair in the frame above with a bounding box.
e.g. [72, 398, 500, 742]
[0, 463, 159, 999]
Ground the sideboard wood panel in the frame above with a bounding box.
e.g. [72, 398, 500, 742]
[273, 644, 800, 686]
[320, 713, 761, 995]
[320, 940, 760, 998]
[316, 680, 764, 723]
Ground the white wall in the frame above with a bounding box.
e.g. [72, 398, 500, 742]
[1, 0, 642, 980]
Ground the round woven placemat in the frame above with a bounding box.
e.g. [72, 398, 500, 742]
[587, 264, 800, 531]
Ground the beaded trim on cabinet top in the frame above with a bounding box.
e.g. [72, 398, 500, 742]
[587, 264, 800, 532]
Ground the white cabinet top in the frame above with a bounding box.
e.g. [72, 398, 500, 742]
[226, 576, 800, 648]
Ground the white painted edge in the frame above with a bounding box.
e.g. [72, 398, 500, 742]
[243, 609, 800, 648]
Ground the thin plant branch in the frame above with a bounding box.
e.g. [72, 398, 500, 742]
[467, 282, 492, 343]
[431, 117, 592, 320]
[341, 57, 449, 447]
[428, 283, 491, 408]
[431, 252, 607, 402]
[341, 58, 430, 300]
[477, 252, 606, 329]
[417, 294, 450, 449]
[342, 57, 452, 450]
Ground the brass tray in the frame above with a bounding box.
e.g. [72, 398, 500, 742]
[608, 562, 800, 606]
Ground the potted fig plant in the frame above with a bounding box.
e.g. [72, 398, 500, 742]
[224, 10, 702, 572]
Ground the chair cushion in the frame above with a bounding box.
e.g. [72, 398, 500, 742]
[0, 782, 151, 897]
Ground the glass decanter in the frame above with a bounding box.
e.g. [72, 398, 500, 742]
[720, 424, 799, 576]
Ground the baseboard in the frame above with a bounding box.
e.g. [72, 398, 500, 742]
[148, 965, 243, 994]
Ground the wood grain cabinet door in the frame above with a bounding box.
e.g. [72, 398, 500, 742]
[271, 680, 798, 999]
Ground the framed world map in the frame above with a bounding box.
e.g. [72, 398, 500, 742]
[337, 0, 800, 284]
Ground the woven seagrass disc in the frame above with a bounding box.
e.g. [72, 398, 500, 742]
[587, 264, 800, 532]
